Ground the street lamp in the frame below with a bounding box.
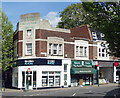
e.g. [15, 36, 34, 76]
[96, 61, 99, 87]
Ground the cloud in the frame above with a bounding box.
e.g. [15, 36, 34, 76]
[44, 11, 61, 27]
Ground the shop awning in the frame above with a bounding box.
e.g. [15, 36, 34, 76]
[71, 68, 96, 74]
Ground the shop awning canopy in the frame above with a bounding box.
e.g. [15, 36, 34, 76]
[71, 68, 96, 74]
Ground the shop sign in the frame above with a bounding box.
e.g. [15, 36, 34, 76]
[16, 58, 62, 66]
[25, 60, 34, 65]
[47, 60, 55, 65]
[72, 61, 92, 67]
[72, 61, 82, 67]
[84, 61, 92, 67]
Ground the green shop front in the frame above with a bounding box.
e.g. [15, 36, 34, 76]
[71, 61, 96, 86]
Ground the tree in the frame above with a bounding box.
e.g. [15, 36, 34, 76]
[82, 2, 120, 57]
[1, 11, 14, 71]
[56, 3, 87, 29]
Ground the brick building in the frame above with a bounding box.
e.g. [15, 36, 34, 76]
[12, 13, 116, 89]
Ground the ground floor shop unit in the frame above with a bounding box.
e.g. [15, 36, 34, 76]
[12, 58, 71, 90]
[70, 60, 96, 87]
[93, 60, 114, 84]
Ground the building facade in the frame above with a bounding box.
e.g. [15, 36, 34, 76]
[13, 13, 118, 90]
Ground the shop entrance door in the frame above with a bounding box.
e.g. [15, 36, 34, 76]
[26, 74, 32, 90]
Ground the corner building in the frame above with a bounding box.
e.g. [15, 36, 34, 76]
[13, 13, 71, 89]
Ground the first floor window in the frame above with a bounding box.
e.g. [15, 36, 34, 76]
[26, 43, 32, 55]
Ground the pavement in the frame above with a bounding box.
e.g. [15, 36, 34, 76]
[2, 83, 119, 92]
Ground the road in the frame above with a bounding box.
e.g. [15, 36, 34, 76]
[2, 83, 120, 97]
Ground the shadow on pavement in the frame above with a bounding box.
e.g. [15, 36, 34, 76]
[103, 84, 120, 98]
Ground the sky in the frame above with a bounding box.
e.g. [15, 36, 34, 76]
[2, 2, 80, 31]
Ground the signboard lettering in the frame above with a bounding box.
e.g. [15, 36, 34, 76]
[72, 61, 92, 67]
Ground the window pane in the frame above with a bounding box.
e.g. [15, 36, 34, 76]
[80, 46, 83, 56]
[64, 74, 67, 80]
[76, 46, 79, 56]
[84, 47, 87, 56]
[27, 29, 32, 36]
[102, 49, 105, 52]
[99, 48, 101, 52]
[49, 43, 52, 55]
[53, 44, 58, 55]
[64, 64, 67, 72]
[26, 43, 32, 55]
[59, 44, 62, 55]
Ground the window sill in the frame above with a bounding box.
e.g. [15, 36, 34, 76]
[49, 54, 63, 56]
[76, 56, 87, 57]
[25, 54, 32, 56]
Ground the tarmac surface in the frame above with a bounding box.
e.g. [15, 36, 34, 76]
[1, 83, 120, 97]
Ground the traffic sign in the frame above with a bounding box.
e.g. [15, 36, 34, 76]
[96, 61, 99, 67]
[114, 62, 118, 67]
[28, 68, 30, 73]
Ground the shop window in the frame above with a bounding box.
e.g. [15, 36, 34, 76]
[22, 72, 25, 87]
[49, 72, 54, 74]
[49, 76, 54, 86]
[42, 76, 48, 86]
[64, 64, 67, 72]
[55, 72, 60, 74]
[26, 43, 32, 55]
[27, 29, 32, 36]
[33, 71, 36, 87]
[55, 76, 60, 86]
[42, 72, 48, 74]
[64, 74, 67, 80]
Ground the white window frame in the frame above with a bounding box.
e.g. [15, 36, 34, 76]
[48, 43, 63, 56]
[26, 43, 32, 55]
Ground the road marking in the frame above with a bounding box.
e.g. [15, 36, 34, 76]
[72, 93, 76, 96]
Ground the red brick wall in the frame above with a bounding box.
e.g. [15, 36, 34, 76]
[39, 29, 71, 42]
[64, 44, 74, 58]
[35, 41, 41, 57]
[18, 31, 23, 40]
[41, 41, 47, 57]
[35, 29, 41, 39]
[18, 42, 23, 58]
[70, 25, 92, 40]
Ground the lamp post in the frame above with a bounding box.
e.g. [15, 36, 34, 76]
[97, 66, 99, 87]
[96, 61, 99, 87]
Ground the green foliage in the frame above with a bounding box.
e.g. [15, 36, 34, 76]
[0, 11, 14, 71]
[82, 2, 120, 57]
[56, 3, 87, 29]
